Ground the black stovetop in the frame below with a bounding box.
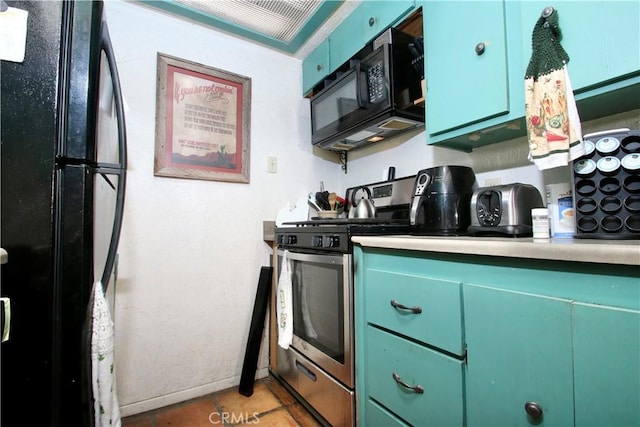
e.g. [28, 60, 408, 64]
[283, 217, 410, 227]
[276, 218, 414, 253]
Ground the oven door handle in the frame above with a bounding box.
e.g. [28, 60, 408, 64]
[277, 249, 344, 265]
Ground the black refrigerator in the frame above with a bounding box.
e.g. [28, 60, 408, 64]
[1, 1, 127, 425]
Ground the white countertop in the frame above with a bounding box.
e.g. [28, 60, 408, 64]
[352, 235, 640, 266]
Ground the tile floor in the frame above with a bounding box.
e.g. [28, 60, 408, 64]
[121, 375, 323, 427]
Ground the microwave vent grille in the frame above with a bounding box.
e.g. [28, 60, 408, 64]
[379, 119, 416, 130]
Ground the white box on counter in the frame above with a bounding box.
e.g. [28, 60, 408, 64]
[546, 183, 575, 238]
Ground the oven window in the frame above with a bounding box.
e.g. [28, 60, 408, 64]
[290, 257, 345, 364]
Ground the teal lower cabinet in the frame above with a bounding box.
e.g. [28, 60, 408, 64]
[355, 248, 466, 426]
[573, 303, 640, 426]
[464, 284, 574, 426]
[354, 246, 640, 426]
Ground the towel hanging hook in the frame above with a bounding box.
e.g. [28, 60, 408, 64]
[541, 6, 555, 19]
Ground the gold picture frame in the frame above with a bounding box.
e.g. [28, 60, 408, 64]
[154, 53, 251, 183]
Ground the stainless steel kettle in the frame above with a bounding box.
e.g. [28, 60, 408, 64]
[349, 186, 376, 219]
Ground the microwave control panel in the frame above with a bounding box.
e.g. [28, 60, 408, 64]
[367, 61, 385, 103]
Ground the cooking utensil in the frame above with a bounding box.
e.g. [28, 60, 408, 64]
[316, 191, 330, 210]
[308, 196, 322, 212]
[328, 192, 337, 211]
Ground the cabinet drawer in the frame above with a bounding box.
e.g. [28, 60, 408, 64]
[364, 269, 463, 355]
[366, 326, 464, 426]
[365, 399, 408, 427]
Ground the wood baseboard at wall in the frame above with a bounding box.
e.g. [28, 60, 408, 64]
[119, 368, 269, 417]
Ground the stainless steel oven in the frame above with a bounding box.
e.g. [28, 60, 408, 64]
[274, 234, 355, 427]
[277, 250, 354, 387]
[272, 175, 417, 427]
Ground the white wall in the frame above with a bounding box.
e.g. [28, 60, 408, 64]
[104, 0, 341, 416]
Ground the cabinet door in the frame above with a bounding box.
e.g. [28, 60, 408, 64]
[573, 303, 640, 426]
[464, 283, 574, 426]
[329, 6, 366, 72]
[362, 0, 415, 42]
[423, 1, 508, 135]
[302, 40, 329, 95]
[519, 1, 640, 93]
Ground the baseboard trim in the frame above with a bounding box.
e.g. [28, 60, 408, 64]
[119, 368, 269, 417]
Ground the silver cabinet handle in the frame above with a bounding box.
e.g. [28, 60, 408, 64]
[390, 299, 422, 314]
[392, 372, 424, 394]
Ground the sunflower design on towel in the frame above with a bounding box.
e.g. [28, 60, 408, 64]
[525, 8, 584, 170]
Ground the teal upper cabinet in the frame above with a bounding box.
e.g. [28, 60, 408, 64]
[302, 40, 330, 95]
[421, 0, 640, 152]
[331, 0, 415, 71]
[423, 1, 509, 136]
[327, 6, 366, 74]
[302, 1, 416, 95]
[519, 1, 640, 94]
[361, 0, 416, 42]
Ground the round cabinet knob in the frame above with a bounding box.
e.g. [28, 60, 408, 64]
[316, 64, 322, 72]
[475, 42, 486, 56]
[524, 401, 543, 422]
[368, 17, 375, 27]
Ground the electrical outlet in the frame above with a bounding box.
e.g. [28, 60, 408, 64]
[267, 155, 277, 173]
[484, 177, 501, 186]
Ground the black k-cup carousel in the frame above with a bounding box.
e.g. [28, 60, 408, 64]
[573, 128, 640, 239]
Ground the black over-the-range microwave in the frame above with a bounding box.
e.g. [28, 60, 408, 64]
[310, 28, 425, 151]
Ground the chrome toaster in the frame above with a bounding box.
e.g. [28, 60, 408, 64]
[467, 183, 544, 236]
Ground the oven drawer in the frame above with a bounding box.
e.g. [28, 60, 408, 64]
[364, 268, 463, 355]
[366, 326, 464, 426]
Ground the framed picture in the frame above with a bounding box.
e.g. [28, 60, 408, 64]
[154, 53, 251, 183]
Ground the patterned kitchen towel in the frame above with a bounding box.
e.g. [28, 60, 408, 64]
[277, 250, 293, 349]
[91, 281, 121, 427]
[525, 8, 584, 170]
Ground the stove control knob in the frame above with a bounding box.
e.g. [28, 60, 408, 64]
[313, 236, 323, 247]
[286, 235, 297, 245]
[323, 235, 340, 248]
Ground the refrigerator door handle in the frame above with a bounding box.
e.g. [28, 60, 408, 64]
[1, 297, 11, 343]
[99, 24, 127, 292]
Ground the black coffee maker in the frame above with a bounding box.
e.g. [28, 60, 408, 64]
[409, 165, 477, 234]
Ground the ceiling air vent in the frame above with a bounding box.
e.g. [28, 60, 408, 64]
[172, 0, 324, 43]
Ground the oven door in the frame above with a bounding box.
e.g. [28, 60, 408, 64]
[276, 249, 353, 388]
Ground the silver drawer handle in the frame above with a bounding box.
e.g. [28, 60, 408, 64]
[392, 372, 424, 394]
[390, 299, 422, 314]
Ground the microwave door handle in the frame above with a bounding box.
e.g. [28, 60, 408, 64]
[355, 62, 369, 109]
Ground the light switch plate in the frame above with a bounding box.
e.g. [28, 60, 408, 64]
[267, 155, 277, 173]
